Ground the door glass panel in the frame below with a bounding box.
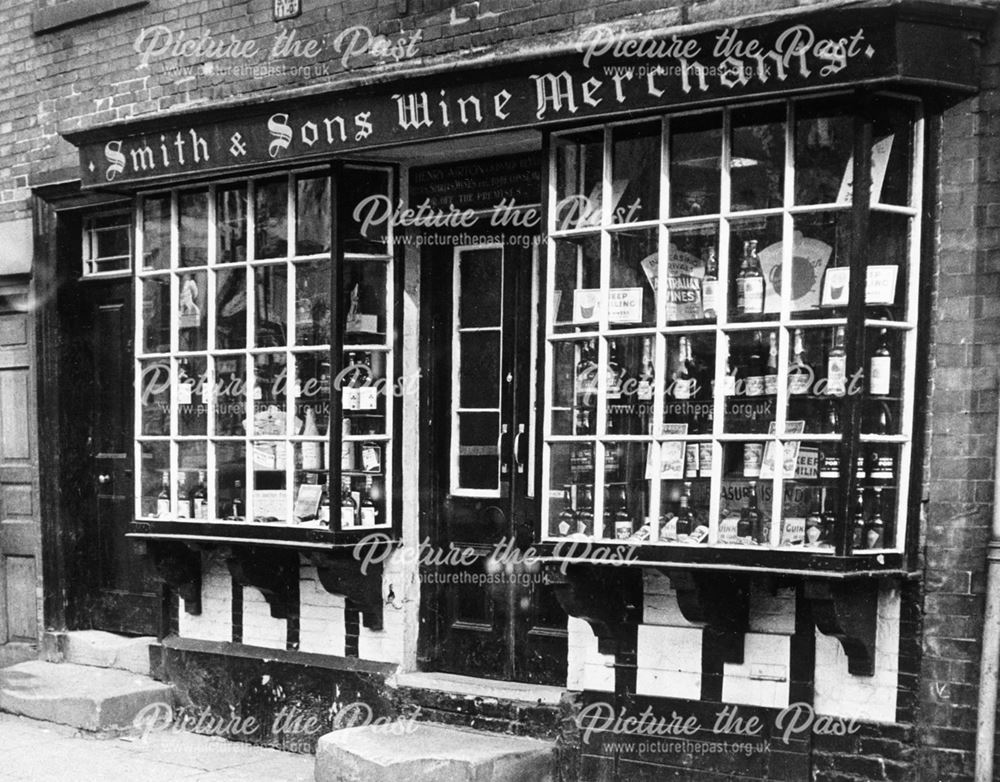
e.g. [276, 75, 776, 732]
[452, 246, 503, 495]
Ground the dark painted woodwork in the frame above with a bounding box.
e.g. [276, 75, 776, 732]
[225, 546, 300, 620]
[142, 540, 203, 615]
[545, 563, 642, 657]
[309, 550, 385, 631]
[803, 578, 880, 676]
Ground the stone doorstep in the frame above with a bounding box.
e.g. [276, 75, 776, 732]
[43, 630, 157, 676]
[0, 660, 173, 733]
[315, 722, 556, 782]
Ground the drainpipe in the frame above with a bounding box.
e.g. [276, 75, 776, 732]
[974, 384, 1000, 782]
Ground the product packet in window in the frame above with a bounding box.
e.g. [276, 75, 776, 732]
[780, 517, 806, 546]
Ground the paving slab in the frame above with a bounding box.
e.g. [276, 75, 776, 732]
[0, 660, 172, 731]
[315, 722, 555, 782]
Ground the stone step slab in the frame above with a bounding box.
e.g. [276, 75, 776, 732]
[47, 630, 157, 676]
[0, 660, 172, 732]
[315, 722, 555, 782]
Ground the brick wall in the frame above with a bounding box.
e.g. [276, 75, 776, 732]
[915, 10, 1000, 780]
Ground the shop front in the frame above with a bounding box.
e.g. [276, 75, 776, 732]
[37, 1, 992, 777]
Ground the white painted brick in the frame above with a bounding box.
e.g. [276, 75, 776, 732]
[178, 560, 232, 643]
[813, 586, 900, 723]
[636, 669, 701, 699]
[567, 616, 614, 692]
[637, 625, 702, 673]
[241, 586, 287, 650]
[748, 587, 796, 635]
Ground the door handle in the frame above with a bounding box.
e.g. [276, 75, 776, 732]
[497, 423, 509, 475]
[97, 474, 112, 485]
[513, 424, 525, 474]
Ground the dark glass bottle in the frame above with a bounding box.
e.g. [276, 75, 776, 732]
[736, 239, 765, 316]
[738, 480, 763, 543]
[864, 487, 885, 548]
[676, 481, 694, 537]
[557, 487, 577, 536]
[788, 328, 811, 395]
[851, 488, 865, 551]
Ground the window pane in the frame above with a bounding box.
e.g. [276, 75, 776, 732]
[296, 175, 331, 255]
[295, 260, 331, 346]
[255, 178, 288, 259]
[142, 195, 170, 271]
[178, 190, 208, 267]
[728, 215, 782, 322]
[457, 411, 499, 491]
[342, 167, 390, 255]
[718, 446, 774, 546]
[550, 339, 595, 436]
[611, 122, 659, 224]
[459, 331, 501, 409]
[252, 441, 287, 521]
[794, 101, 853, 205]
[177, 442, 207, 518]
[458, 248, 502, 328]
[554, 130, 603, 230]
[553, 236, 600, 334]
[177, 270, 207, 351]
[178, 355, 208, 436]
[548, 442, 594, 537]
[252, 353, 287, 436]
[254, 265, 287, 347]
[217, 185, 247, 264]
[872, 100, 915, 207]
[609, 229, 656, 330]
[731, 104, 785, 211]
[785, 326, 846, 435]
[658, 475, 710, 543]
[342, 350, 386, 435]
[215, 267, 247, 349]
[139, 441, 170, 517]
[666, 223, 719, 324]
[138, 359, 170, 436]
[344, 261, 388, 345]
[778, 439, 838, 550]
[294, 352, 331, 438]
[661, 332, 714, 435]
[723, 329, 778, 434]
[215, 442, 246, 520]
[602, 441, 648, 541]
[791, 211, 850, 320]
[141, 276, 170, 353]
[670, 112, 721, 217]
[213, 355, 246, 436]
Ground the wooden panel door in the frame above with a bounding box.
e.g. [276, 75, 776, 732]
[421, 233, 567, 685]
[60, 276, 159, 635]
[0, 286, 41, 663]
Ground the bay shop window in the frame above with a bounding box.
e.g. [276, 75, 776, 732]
[542, 94, 922, 564]
[134, 165, 399, 539]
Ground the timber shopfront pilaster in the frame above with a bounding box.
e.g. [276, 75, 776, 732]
[51, 0, 993, 776]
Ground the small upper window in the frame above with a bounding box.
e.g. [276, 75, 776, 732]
[83, 211, 132, 277]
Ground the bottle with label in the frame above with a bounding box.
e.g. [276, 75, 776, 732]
[301, 406, 323, 471]
[826, 326, 847, 396]
[192, 471, 208, 520]
[358, 352, 378, 411]
[723, 352, 737, 396]
[156, 471, 170, 518]
[738, 480, 763, 543]
[342, 351, 360, 410]
[865, 487, 885, 548]
[576, 485, 594, 536]
[870, 328, 892, 396]
[851, 488, 865, 550]
[612, 487, 632, 539]
[676, 481, 694, 537]
[606, 339, 625, 401]
[805, 506, 823, 546]
[575, 339, 598, 406]
[360, 476, 378, 526]
[702, 246, 718, 320]
[232, 480, 244, 520]
[318, 481, 331, 526]
[557, 487, 577, 536]
[764, 330, 779, 396]
[819, 401, 841, 478]
[867, 403, 895, 479]
[745, 331, 766, 397]
[673, 336, 694, 400]
[340, 478, 356, 528]
[637, 336, 654, 402]
[177, 473, 191, 519]
[788, 328, 811, 395]
[736, 239, 765, 316]
[341, 418, 356, 471]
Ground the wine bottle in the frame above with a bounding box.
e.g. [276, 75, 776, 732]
[865, 487, 885, 548]
[673, 336, 694, 400]
[576, 485, 594, 536]
[177, 473, 191, 519]
[867, 402, 895, 480]
[738, 480, 763, 543]
[827, 326, 847, 396]
[676, 481, 694, 537]
[193, 471, 207, 520]
[340, 478, 356, 528]
[851, 488, 865, 550]
[788, 328, 811, 395]
[745, 331, 765, 397]
[820, 490, 837, 544]
[360, 476, 378, 526]
[318, 481, 331, 526]
[557, 487, 577, 536]
[765, 330, 779, 396]
[723, 352, 737, 396]
[301, 406, 323, 471]
[232, 480, 244, 520]
[805, 506, 823, 546]
[576, 339, 598, 405]
[870, 328, 892, 396]
[613, 487, 632, 540]
[157, 471, 170, 518]
[702, 246, 718, 320]
[343, 351, 360, 410]
[637, 336, 654, 402]
[736, 239, 765, 316]
[606, 339, 625, 401]
[819, 401, 841, 479]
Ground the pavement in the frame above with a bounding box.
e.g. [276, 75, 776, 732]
[0, 711, 315, 782]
